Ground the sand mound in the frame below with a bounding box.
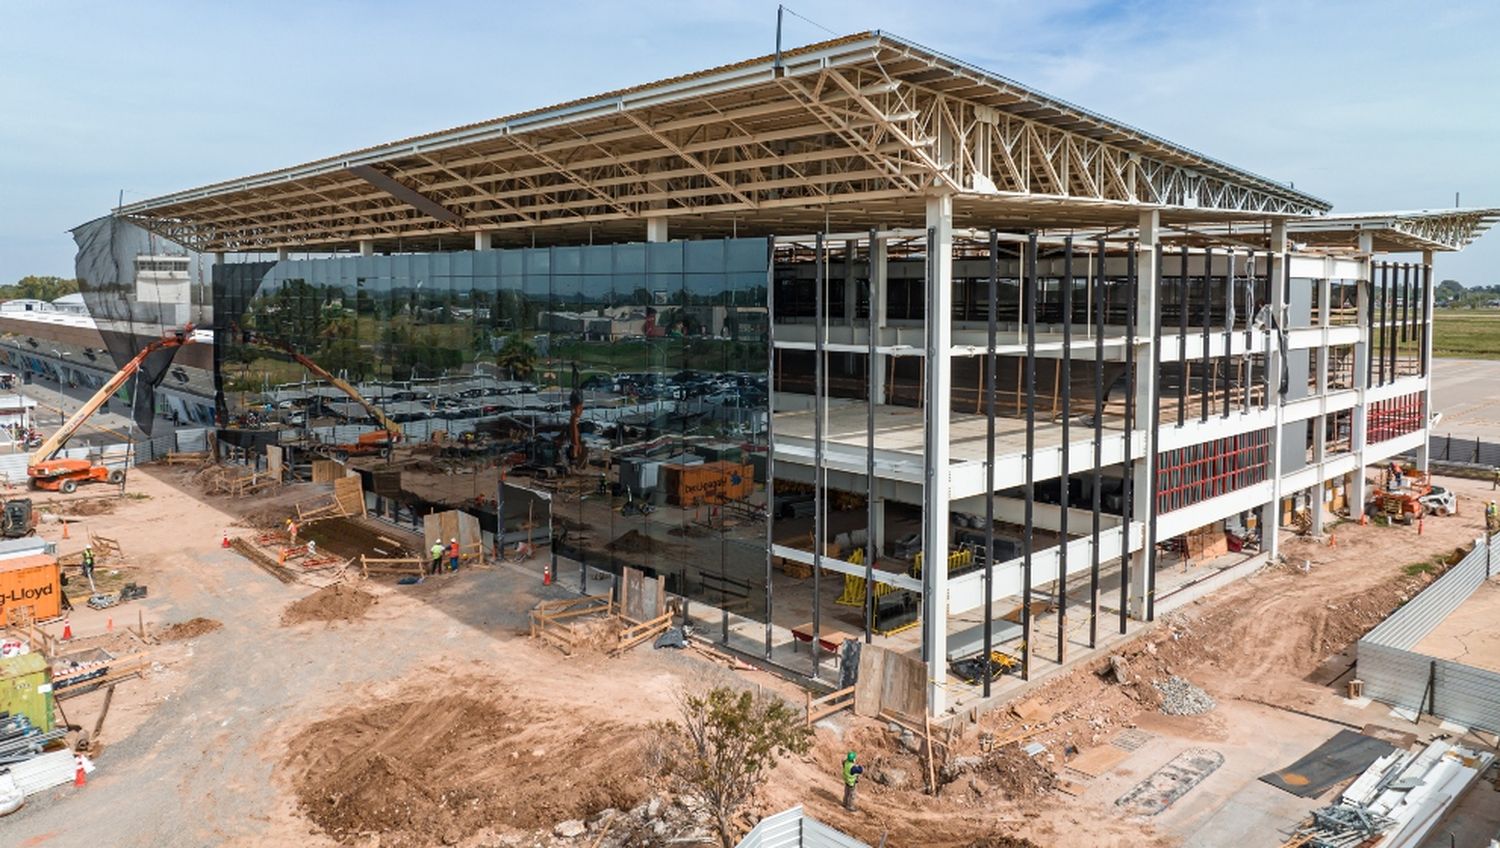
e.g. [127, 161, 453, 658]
[975, 744, 1056, 798]
[157, 617, 223, 641]
[286, 687, 651, 846]
[281, 583, 376, 626]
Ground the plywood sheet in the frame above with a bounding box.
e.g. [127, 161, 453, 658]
[1065, 744, 1130, 778]
[853, 644, 887, 717]
[333, 476, 365, 517]
[623, 567, 646, 621]
[266, 445, 284, 478]
[311, 459, 342, 484]
[879, 649, 928, 720]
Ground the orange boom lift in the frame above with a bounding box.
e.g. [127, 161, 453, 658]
[28, 326, 194, 493]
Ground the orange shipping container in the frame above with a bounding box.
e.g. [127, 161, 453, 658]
[662, 461, 754, 507]
[0, 554, 62, 623]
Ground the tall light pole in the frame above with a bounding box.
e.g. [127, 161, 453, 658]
[50, 349, 70, 427]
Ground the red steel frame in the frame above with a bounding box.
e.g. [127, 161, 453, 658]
[1367, 391, 1424, 445]
[1155, 428, 1272, 514]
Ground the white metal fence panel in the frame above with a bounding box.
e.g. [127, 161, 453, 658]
[1358, 533, 1500, 734]
[176, 428, 209, 452]
[736, 807, 869, 848]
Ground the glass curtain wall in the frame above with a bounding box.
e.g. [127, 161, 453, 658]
[214, 238, 770, 636]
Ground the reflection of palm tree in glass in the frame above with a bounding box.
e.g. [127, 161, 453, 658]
[496, 334, 537, 380]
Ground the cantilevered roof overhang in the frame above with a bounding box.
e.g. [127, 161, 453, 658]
[1285, 209, 1500, 253]
[112, 31, 1330, 253]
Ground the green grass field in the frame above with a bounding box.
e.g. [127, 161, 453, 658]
[1434, 309, 1500, 360]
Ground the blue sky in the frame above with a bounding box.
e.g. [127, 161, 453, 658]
[2, 0, 1497, 283]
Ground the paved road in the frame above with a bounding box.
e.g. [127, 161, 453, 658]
[12, 377, 183, 449]
[1430, 358, 1500, 441]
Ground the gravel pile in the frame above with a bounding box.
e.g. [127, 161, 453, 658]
[1153, 676, 1215, 715]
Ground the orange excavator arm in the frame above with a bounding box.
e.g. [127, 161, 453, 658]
[29, 326, 194, 467]
[234, 328, 402, 440]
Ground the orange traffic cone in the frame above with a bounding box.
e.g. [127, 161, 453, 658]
[62, 521, 70, 540]
[74, 754, 86, 787]
[221, 532, 231, 549]
[61, 617, 72, 641]
[1328, 534, 1337, 548]
[107, 617, 113, 633]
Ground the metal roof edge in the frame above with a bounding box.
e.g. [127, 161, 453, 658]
[870, 30, 1331, 212]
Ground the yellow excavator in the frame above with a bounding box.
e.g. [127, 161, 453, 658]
[28, 326, 194, 493]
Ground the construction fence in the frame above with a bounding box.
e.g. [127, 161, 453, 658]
[1425, 433, 1500, 468]
[0, 427, 213, 485]
[734, 807, 869, 848]
[1356, 532, 1500, 735]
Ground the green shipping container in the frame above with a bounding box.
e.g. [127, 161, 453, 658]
[0, 652, 54, 732]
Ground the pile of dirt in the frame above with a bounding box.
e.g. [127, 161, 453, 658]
[974, 744, 1056, 798]
[287, 688, 651, 846]
[281, 583, 376, 626]
[59, 497, 117, 517]
[967, 837, 1043, 848]
[606, 529, 681, 555]
[156, 617, 223, 641]
[666, 524, 715, 539]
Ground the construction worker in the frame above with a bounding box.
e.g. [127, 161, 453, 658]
[449, 538, 460, 572]
[81, 546, 96, 592]
[1487, 500, 1498, 532]
[841, 751, 864, 811]
[429, 540, 444, 576]
[286, 518, 299, 546]
[1492, 466, 1499, 491]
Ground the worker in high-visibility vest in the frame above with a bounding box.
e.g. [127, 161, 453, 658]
[841, 751, 864, 812]
[429, 541, 445, 576]
[1487, 500, 1498, 532]
[81, 546, 96, 592]
[449, 538, 460, 572]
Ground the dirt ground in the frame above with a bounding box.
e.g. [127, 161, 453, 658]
[6, 468, 1498, 848]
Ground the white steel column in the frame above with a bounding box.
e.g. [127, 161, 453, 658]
[276, 246, 290, 261]
[1260, 222, 1288, 560]
[1417, 249, 1435, 472]
[358, 239, 375, 257]
[646, 217, 669, 243]
[870, 236, 889, 404]
[1129, 210, 1158, 619]
[474, 231, 493, 251]
[922, 194, 954, 713]
[1350, 231, 1374, 518]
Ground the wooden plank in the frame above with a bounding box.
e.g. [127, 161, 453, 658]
[853, 644, 886, 717]
[1065, 744, 1131, 778]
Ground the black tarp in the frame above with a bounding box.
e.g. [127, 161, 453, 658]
[71, 216, 207, 435]
[1259, 729, 1397, 798]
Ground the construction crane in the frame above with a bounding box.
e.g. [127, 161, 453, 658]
[28, 326, 194, 493]
[235, 330, 403, 459]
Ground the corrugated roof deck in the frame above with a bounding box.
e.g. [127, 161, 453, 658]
[113, 31, 1330, 254]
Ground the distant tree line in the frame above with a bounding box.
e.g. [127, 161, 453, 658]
[1436, 279, 1500, 308]
[1, 275, 80, 302]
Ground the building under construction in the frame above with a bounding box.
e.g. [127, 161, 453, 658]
[95, 32, 1499, 713]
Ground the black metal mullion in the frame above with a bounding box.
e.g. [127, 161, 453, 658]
[1146, 242, 1162, 622]
[811, 232, 824, 679]
[1201, 246, 1213, 422]
[983, 229, 997, 696]
[1178, 246, 1188, 425]
[1089, 237, 1104, 649]
[1022, 232, 1038, 679]
[1058, 237, 1072, 663]
[1119, 241, 1137, 636]
[1377, 262, 1387, 386]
